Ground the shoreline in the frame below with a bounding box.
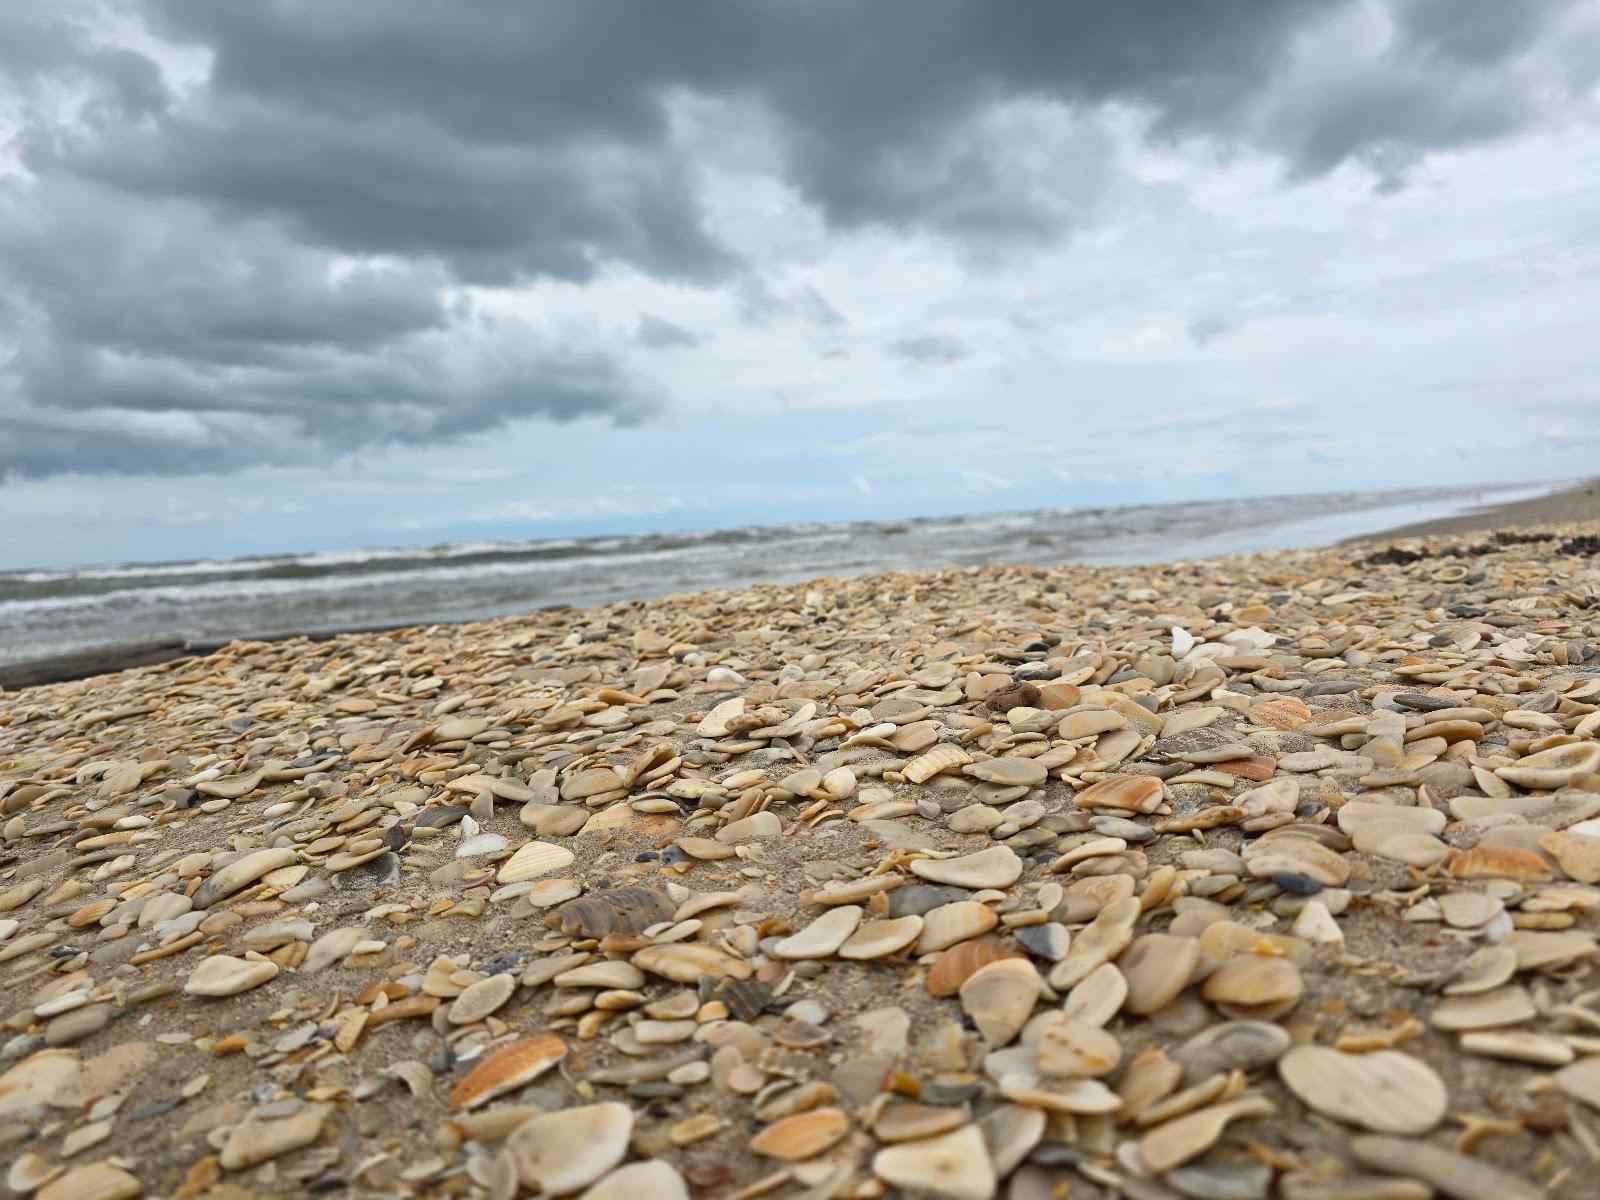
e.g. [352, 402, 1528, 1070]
[6, 480, 1594, 692]
[1346, 476, 1600, 542]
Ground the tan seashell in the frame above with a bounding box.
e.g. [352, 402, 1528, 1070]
[750, 1106, 850, 1160]
[1119, 933, 1200, 1014]
[578, 1161, 690, 1200]
[872, 1124, 995, 1200]
[447, 973, 517, 1024]
[0, 1049, 79, 1119]
[1048, 896, 1140, 990]
[916, 900, 1001, 955]
[1278, 1046, 1448, 1134]
[451, 1034, 567, 1109]
[184, 954, 280, 998]
[1201, 956, 1303, 1010]
[1138, 1096, 1273, 1173]
[903, 744, 973, 784]
[546, 886, 675, 938]
[1060, 963, 1128, 1027]
[911, 845, 1022, 889]
[632, 942, 752, 983]
[1036, 1018, 1121, 1077]
[497, 840, 577, 884]
[959, 958, 1040, 1047]
[773, 906, 862, 959]
[506, 1102, 633, 1194]
[838, 915, 923, 960]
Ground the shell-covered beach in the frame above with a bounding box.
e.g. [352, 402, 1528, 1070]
[5, 522, 1600, 1199]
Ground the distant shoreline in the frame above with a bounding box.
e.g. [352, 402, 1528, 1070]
[1344, 477, 1600, 542]
[6, 480, 1594, 692]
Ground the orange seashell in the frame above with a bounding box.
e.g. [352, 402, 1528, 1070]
[450, 1034, 567, 1110]
[1210, 755, 1277, 781]
[1444, 846, 1553, 883]
[1245, 697, 1311, 730]
[749, 1106, 850, 1161]
[926, 937, 1020, 998]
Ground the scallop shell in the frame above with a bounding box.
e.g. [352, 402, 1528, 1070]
[545, 886, 675, 939]
[903, 744, 973, 784]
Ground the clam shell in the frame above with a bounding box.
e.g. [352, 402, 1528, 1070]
[750, 1106, 850, 1160]
[773, 906, 862, 959]
[1278, 1046, 1447, 1134]
[959, 958, 1040, 1047]
[911, 845, 1022, 890]
[450, 1034, 567, 1109]
[633, 943, 752, 983]
[506, 1102, 633, 1194]
[838, 915, 923, 960]
[927, 936, 1018, 997]
[447, 973, 517, 1025]
[497, 841, 576, 884]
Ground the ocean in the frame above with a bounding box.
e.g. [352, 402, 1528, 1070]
[0, 481, 1555, 670]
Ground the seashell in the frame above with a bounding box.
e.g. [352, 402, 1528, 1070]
[546, 887, 675, 939]
[506, 1102, 633, 1195]
[917, 901, 1001, 956]
[447, 973, 517, 1025]
[773, 906, 862, 959]
[911, 845, 1022, 890]
[903, 744, 973, 785]
[184, 954, 279, 998]
[872, 1125, 995, 1200]
[1119, 933, 1200, 1015]
[839, 915, 923, 960]
[1036, 1018, 1121, 1078]
[927, 936, 1018, 997]
[0, 1049, 79, 1119]
[497, 840, 576, 884]
[193, 848, 297, 908]
[1060, 963, 1128, 1027]
[966, 757, 1047, 787]
[959, 958, 1040, 1047]
[451, 1034, 567, 1109]
[554, 961, 646, 989]
[633, 942, 752, 983]
[750, 1106, 850, 1160]
[1429, 985, 1534, 1031]
[579, 1161, 690, 1200]
[719, 978, 773, 1021]
[1074, 776, 1164, 813]
[1278, 1046, 1447, 1134]
[1200, 956, 1303, 1014]
[1138, 1097, 1274, 1173]
[997, 1072, 1122, 1114]
[1048, 896, 1140, 991]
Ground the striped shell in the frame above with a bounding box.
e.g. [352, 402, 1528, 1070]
[903, 744, 973, 784]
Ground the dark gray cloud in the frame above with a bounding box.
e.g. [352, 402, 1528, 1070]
[634, 316, 701, 350]
[892, 336, 969, 364]
[2, 0, 1595, 478]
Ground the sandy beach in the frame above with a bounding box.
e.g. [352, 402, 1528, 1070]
[2, 518, 1600, 1198]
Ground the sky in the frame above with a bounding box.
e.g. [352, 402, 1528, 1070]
[1, 1, 1599, 568]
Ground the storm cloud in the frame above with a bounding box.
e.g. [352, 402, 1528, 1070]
[2, 0, 1596, 477]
